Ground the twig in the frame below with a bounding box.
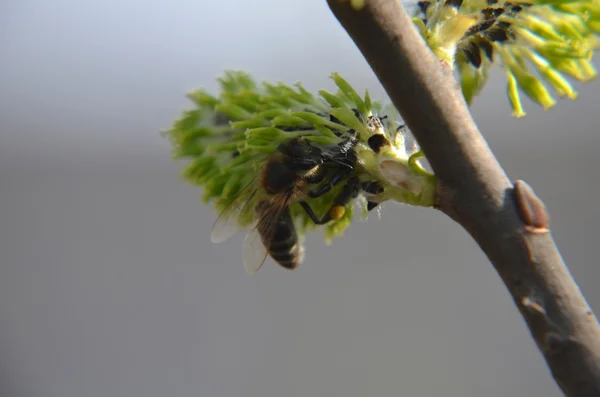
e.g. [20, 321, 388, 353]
[326, 0, 600, 395]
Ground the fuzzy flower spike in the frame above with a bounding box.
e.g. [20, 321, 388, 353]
[413, 0, 599, 116]
[166, 72, 436, 268]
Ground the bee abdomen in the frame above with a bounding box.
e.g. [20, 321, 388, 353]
[255, 203, 305, 270]
[270, 243, 304, 269]
[267, 221, 303, 269]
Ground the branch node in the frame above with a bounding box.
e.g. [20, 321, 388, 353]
[522, 296, 569, 352]
[514, 180, 550, 233]
[522, 296, 547, 316]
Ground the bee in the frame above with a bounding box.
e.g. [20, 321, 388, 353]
[211, 132, 382, 274]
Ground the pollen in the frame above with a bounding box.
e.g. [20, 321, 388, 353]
[329, 205, 346, 220]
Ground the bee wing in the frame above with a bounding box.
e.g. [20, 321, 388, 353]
[210, 177, 259, 244]
[242, 226, 269, 274]
[241, 196, 292, 274]
[210, 214, 244, 244]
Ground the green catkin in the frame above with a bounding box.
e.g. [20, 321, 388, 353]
[166, 72, 437, 245]
[413, 0, 598, 115]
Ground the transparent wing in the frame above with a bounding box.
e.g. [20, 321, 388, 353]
[210, 177, 259, 244]
[241, 196, 293, 274]
[211, 214, 244, 244]
[242, 226, 269, 275]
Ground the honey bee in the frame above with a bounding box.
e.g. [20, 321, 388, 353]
[211, 132, 382, 274]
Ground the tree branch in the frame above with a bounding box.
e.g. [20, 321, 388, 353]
[326, 0, 600, 395]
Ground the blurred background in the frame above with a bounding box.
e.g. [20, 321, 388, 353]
[2, 1, 599, 396]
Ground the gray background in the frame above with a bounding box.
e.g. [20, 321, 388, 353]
[2, 0, 599, 396]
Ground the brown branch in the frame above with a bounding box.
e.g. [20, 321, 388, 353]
[326, 0, 600, 395]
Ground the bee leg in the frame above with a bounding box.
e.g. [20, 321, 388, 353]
[300, 177, 363, 225]
[307, 169, 351, 198]
[360, 181, 384, 195]
[298, 201, 332, 225]
[367, 201, 379, 211]
[321, 176, 362, 222]
[332, 176, 361, 206]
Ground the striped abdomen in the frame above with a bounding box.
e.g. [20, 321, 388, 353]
[256, 202, 304, 269]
